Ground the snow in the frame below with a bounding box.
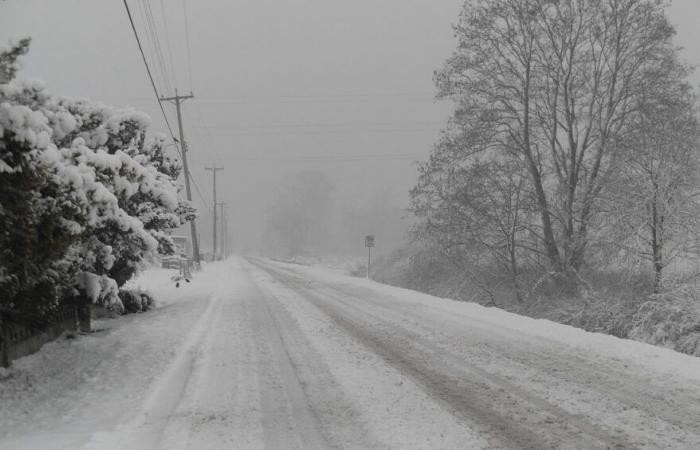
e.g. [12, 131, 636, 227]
[2, 257, 700, 449]
[76, 272, 120, 308]
[0, 264, 216, 450]
[277, 259, 700, 383]
[1, 77, 183, 311]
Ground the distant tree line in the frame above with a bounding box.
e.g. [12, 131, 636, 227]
[0, 40, 194, 321]
[261, 170, 408, 259]
[410, 0, 700, 299]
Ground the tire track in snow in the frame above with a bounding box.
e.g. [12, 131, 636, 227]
[250, 258, 628, 449]
[307, 272, 700, 448]
[82, 292, 221, 450]
[248, 276, 330, 450]
[247, 259, 392, 449]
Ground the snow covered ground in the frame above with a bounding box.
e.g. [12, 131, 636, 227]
[1, 257, 700, 449]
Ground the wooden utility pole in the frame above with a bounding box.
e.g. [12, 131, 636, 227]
[206, 167, 224, 260]
[224, 207, 228, 258]
[217, 202, 227, 259]
[160, 90, 201, 267]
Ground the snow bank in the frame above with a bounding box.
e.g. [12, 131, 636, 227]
[268, 259, 700, 382]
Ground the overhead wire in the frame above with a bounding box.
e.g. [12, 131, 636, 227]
[135, 1, 168, 96]
[158, 0, 180, 91]
[140, 0, 173, 95]
[182, 0, 195, 91]
[124, 0, 211, 216]
[142, 0, 212, 214]
[121, 0, 177, 142]
[185, 104, 226, 166]
[189, 171, 212, 212]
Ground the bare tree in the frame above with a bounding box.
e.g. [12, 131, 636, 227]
[411, 125, 535, 302]
[605, 70, 700, 293]
[435, 0, 679, 277]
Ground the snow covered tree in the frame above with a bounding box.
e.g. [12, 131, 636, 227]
[603, 66, 700, 293]
[0, 40, 190, 318]
[0, 41, 84, 318]
[0, 38, 29, 84]
[411, 119, 535, 302]
[434, 0, 680, 275]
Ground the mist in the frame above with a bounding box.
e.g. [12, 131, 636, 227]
[3, 0, 700, 259]
[0, 0, 463, 258]
[5, 1, 700, 447]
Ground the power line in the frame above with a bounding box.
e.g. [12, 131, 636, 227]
[158, 0, 180, 90]
[196, 120, 444, 130]
[183, 0, 194, 91]
[189, 171, 212, 212]
[141, 0, 173, 95]
[184, 104, 225, 166]
[136, 0, 168, 96]
[190, 153, 427, 163]
[121, 0, 177, 142]
[189, 128, 439, 137]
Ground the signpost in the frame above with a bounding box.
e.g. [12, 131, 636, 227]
[365, 235, 375, 279]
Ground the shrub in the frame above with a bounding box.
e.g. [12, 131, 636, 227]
[118, 288, 155, 314]
[629, 286, 700, 356]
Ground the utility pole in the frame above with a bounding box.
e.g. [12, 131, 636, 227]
[160, 90, 201, 267]
[217, 202, 227, 259]
[205, 166, 224, 260]
[224, 207, 229, 258]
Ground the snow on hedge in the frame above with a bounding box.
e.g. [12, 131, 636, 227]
[0, 41, 192, 316]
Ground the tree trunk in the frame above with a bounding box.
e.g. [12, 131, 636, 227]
[651, 197, 663, 294]
[75, 295, 91, 333]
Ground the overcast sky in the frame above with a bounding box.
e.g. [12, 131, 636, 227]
[2, 0, 699, 254]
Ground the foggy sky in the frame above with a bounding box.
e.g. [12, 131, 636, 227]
[2, 0, 699, 255]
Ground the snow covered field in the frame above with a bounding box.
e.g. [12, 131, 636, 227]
[2, 257, 700, 449]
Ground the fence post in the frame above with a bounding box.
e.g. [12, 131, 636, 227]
[76, 296, 91, 333]
[1, 311, 10, 368]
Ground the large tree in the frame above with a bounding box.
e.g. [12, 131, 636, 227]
[433, 0, 681, 274]
[604, 66, 700, 292]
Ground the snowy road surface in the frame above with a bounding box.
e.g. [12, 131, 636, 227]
[2, 257, 700, 449]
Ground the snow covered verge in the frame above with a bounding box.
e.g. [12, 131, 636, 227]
[0, 263, 220, 449]
[268, 254, 365, 276]
[350, 247, 700, 357]
[269, 258, 700, 377]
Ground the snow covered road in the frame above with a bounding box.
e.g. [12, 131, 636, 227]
[2, 256, 700, 449]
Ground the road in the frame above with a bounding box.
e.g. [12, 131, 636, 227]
[2, 257, 700, 449]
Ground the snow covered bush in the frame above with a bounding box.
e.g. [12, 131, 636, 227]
[0, 39, 190, 319]
[629, 287, 700, 356]
[118, 288, 155, 314]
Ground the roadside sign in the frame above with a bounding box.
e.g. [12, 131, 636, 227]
[365, 235, 375, 279]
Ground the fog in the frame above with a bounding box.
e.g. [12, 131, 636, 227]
[2, 0, 699, 257]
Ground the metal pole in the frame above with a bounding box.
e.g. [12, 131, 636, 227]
[367, 246, 371, 279]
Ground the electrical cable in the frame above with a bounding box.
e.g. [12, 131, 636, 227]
[189, 171, 212, 212]
[183, 0, 195, 91]
[121, 0, 178, 142]
[158, 0, 180, 90]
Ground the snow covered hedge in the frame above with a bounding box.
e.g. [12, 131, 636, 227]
[629, 287, 700, 356]
[0, 39, 193, 319]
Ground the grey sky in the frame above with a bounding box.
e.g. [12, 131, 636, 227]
[2, 0, 699, 254]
